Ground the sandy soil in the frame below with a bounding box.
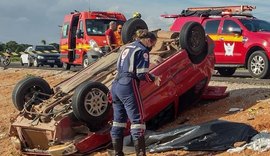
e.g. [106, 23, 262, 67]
[0, 68, 270, 156]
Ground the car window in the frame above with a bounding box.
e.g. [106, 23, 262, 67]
[86, 19, 125, 36]
[239, 19, 270, 32]
[205, 20, 220, 34]
[222, 20, 240, 34]
[62, 23, 69, 38]
[35, 46, 56, 51]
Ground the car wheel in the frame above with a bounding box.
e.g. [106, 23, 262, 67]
[179, 22, 207, 64]
[248, 51, 270, 79]
[72, 81, 111, 131]
[33, 58, 39, 67]
[12, 76, 53, 111]
[57, 64, 63, 68]
[217, 67, 236, 76]
[121, 18, 148, 44]
[2, 56, 11, 66]
[49, 64, 54, 68]
[63, 62, 71, 70]
[20, 59, 24, 66]
[83, 55, 89, 68]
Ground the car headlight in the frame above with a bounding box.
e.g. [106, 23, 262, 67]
[37, 55, 45, 59]
[89, 39, 102, 53]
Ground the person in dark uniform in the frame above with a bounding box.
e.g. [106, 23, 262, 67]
[110, 29, 160, 156]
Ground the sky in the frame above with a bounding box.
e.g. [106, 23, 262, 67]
[0, 0, 269, 45]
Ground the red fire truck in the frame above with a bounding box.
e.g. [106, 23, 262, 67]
[60, 11, 126, 69]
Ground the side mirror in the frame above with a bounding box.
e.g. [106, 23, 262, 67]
[76, 29, 83, 38]
[228, 27, 242, 35]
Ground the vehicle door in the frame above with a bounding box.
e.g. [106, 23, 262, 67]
[217, 19, 244, 63]
[204, 19, 222, 62]
[75, 19, 87, 64]
[60, 14, 79, 63]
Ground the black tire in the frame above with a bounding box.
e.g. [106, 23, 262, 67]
[33, 58, 39, 67]
[217, 67, 236, 76]
[20, 59, 24, 66]
[82, 55, 89, 68]
[121, 18, 148, 44]
[12, 76, 52, 111]
[248, 51, 270, 79]
[2, 56, 11, 66]
[63, 62, 71, 70]
[72, 81, 111, 131]
[180, 22, 207, 64]
[49, 64, 54, 68]
[57, 64, 63, 68]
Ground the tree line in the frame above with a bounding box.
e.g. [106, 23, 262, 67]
[0, 40, 59, 52]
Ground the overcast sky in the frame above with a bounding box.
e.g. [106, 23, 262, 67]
[0, 0, 269, 45]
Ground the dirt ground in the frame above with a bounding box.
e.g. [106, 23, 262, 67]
[1, 67, 270, 156]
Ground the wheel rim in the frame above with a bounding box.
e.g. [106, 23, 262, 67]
[250, 55, 265, 75]
[84, 88, 108, 117]
[83, 58, 89, 68]
[188, 26, 204, 54]
[3, 57, 11, 66]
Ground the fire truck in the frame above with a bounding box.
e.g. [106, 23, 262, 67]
[165, 5, 270, 79]
[60, 11, 126, 70]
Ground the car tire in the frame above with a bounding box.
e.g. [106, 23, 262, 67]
[72, 81, 111, 131]
[57, 64, 63, 68]
[20, 59, 24, 66]
[49, 64, 54, 68]
[217, 67, 236, 76]
[2, 56, 11, 67]
[83, 55, 89, 68]
[179, 22, 207, 64]
[63, 62, 71, 70]
[33, 58, 39, 67]
[121, 18, 148, 44]
[12, 76, 53, 111]
[248, 51, 270, 79]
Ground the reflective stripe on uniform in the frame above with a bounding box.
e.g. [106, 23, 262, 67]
[128, 47, 141, 72]
[112, 121, 127, 128]
[136, 68, 149, 74]
[131, 124, 146, 130]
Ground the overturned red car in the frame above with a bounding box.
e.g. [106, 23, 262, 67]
[9, 18, 227, 155]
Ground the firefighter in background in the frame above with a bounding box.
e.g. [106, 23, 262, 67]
[110, 29, 161, 156]
[114, 25, 123, 48]
[105, 21, 117, 51]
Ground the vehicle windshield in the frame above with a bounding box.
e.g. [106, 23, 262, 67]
[86, 19, 124, 36]
[239, 19, 270, 32]
[35, 46, 56, 51]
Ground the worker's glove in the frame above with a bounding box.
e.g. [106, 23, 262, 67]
[154, 76, 161, 86]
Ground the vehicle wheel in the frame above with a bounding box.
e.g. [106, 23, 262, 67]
[33, 58, 39, 67]
[63, 62, 71, 70]
[57, 64, 63, 68]
[49, 64, 54, 68]
[217, 67, 236, 76]
[27, 60, 33, 67]
[248, 51, 270, 79]
[12, 76, 53, 111]
[2, 56, 11, 66]
[20, 59, 24, 66]
[83, 55, 89, 68]
[179, 22, 207, 64]
[72, 81, 111, 131]
[121, 18, 148, 44]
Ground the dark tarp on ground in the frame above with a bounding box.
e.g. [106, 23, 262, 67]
[145, 120, 258, 153]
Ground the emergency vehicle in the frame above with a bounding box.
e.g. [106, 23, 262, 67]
[165, 5, 270, 79]
[60, 11, 126, 69]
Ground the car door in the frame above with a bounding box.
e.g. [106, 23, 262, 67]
[204, 19, 223, 63]
[217, 19, 245, 64]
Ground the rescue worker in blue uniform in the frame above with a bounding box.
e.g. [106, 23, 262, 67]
[110, 29, 160, 156]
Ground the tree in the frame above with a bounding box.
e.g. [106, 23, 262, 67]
[41, 40, 46, 45]
[0, 43, 5, 52]
[5, 41, 18, 52]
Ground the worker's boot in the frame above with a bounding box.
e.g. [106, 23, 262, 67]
[112, 138, 124, 156]
[134, 136, 146, 156]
